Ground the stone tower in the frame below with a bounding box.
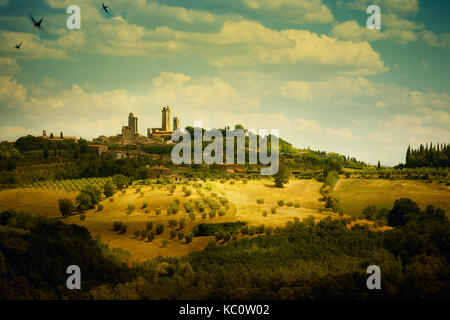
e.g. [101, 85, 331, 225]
[162, 106, 171, 131]
[128, 112, 138, 136]
[173, 117, 179, 131]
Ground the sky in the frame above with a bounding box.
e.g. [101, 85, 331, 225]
[0, 0, 449, 166]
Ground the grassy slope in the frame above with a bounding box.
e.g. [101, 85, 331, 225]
[335, 179, 450, 216]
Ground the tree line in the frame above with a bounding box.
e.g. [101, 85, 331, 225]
[403, 143, 450, 168]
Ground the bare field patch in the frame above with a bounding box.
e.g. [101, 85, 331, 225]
[0, 188, 77, 218]
[335, 179, 450, 216]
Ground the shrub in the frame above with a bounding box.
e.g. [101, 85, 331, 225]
[140, 191, 144, 197]
[146, 221, 153, 231]
[140, 230, 148, 240]
[144, 209, 150, 214]
[277, 200, 285, 206]
[262, 210, 268, 217]
[109, 197, 114, 203]
[202, 213, 207, 219]
[75, 193, 92, 212]
[223, 232, 231, 242]
[126, 203, 135, 215]
[179, 218, 186, 229]
[113, 221, 122, 231]
[195, 200, 205, 212]
[184, 189, 192, 197]
[271, 207, 276, 214]
[242, 179, 248, 184]
[230, 180, 235, 185]
[209, 211, 216, 219]
[103, 181, 115, 197]
[119, 223, 127, 234]
[147, 231, 155, 242]
[113, 174, 130, 190]
[134, 230, 140, 238]
[79, 212, 86, 221]
[136, 187, 142, 193]
[286, 201, 293, 207]
[168, 219, 178, 228]
[155, 208, 162, 215]
[58, 198, 75, 217]
[156, 222, 164, 235]
[80, 185, 102, 206]
[177, 232, 184, 240]
[218, 209, 226, 217]
[189, 212, 196, 221]
[256, 199, 264, 204]
[170, 230, 177, 239]
[161, 239, 169, 247]
[168, 201, 179, 215]
[294, 202, 300, 208]
[184, 233, 193, 243]
[184, 202, 194, 213]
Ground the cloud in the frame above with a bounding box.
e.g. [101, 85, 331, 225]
[280, 76, 450, 112]
[242, 0, 334, 24]
[0, 57, 20, 75]
[148, 72, 260, 111]
[0, 30, 68, 60]
[370, 109, 450, 144]
[0, 76, 27, 109]
[0, 125, 39, 141]
[420, 31, 450, 49]
[210, 25, 387, 75]
[331, 16, 421, 44]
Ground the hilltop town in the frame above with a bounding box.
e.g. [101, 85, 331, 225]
[93, 106, 180, 146]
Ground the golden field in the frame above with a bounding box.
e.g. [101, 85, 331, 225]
[335, 179, 450, 216]
[0, 178, 448, 261]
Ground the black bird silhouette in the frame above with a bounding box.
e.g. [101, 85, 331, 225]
[29, 13, 43, 28]
[15, 42, 22, 50]
[102, 2, 109, 13]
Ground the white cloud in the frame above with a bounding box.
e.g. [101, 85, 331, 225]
[331, 18, 420, 44]
[280, 76, 450, 111]
[370, 110, 450, 144]
[242, 0, 334, 24]
[0, 76, 27, 109]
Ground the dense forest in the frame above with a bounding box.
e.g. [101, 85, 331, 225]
[403, 143, 450, 168]
[1, 198, 448, 300]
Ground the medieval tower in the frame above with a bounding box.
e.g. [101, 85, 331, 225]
[162, 106, 171, 131]
[128, 112, 138, 136]
[173, 117, 179, 131]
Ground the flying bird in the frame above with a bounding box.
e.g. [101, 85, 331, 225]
[29, 13, 43, 28]
[102, 2, 109, 13]
[15, 42, 22, 50]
